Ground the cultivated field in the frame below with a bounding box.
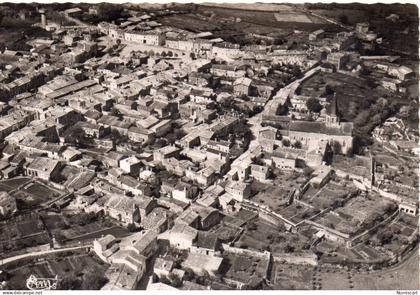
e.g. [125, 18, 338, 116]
[274, 12, 324, 24]
[42, 213, 130, 244]
[0, 177, 31, 192]
[351, 249, 419, 289]
[200, 3, 294, 12]
[272, 263, 314, 290]
[316, 248, 419, 289]
[6, 251, 109, 290]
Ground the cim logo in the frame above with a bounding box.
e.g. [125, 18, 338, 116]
[26, 274, 58, 290]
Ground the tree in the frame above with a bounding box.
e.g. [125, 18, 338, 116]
[110, 129, 128, 144]
[332, 141, 342, 154]
[54, 232, 67, 243]
[70, 212, 97, 226]
[324, 84, 334, 96]
[338, 14, 349, 25]
[306, 98, 322, 113]
[332, 199, 344, 208]
[64, 125, 87, 145]
[282, 138, 290, 147]
[81, 272, 108, 290]
[292, 141, 302, 149]
[168, 272, 182, 287]
[97, 3, 123, 22]
[284, 244, 295, 253]
[58, 276, 81, 290]
[303, 167, 314, 178]
[110, 108, 122, 119]
[377, 232, 393, 245]
[127, 223, 137, 232]
[183, 268, 195, 281]
[195, 270, 210, 285]
[246, 221, 258, 231]
[159, 275, 171, 284]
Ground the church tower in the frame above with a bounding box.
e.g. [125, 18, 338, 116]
[326, 93, 340, 128]
[39, 9, 47, 29]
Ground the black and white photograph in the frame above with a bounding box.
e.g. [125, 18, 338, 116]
[0, 1, 418, 292]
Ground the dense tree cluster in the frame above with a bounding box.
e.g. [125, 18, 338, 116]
[306, 97, 323, 113]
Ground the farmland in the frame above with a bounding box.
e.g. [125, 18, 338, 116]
[272, 262, 314, 290]
[0, 180, 65, 210]
[0, 214, 50, 257]
[314, 248, 419, 290]
[5, 250, 109, 290]
[0, 177, 31, 192]
[156, 4, 341, 46]
[41, 212, 130, 244]
[234, 218, 310, 253]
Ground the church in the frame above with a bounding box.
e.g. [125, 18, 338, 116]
[286, 95, 354, 154]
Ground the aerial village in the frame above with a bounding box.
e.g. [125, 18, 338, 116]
[0, 2, 418, 291]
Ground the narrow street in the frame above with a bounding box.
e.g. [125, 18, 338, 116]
[224, 65, 321, 180]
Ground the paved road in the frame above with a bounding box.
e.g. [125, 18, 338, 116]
[0, 245, 90, 267]
[224, 65, 321, 180]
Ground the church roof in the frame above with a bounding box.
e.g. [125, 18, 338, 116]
[289, 120, 353, 136]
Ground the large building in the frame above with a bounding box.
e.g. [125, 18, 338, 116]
[124, 31, 165, 46]
[326, 52, 349, 71]
[287, 95, 353, 154]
